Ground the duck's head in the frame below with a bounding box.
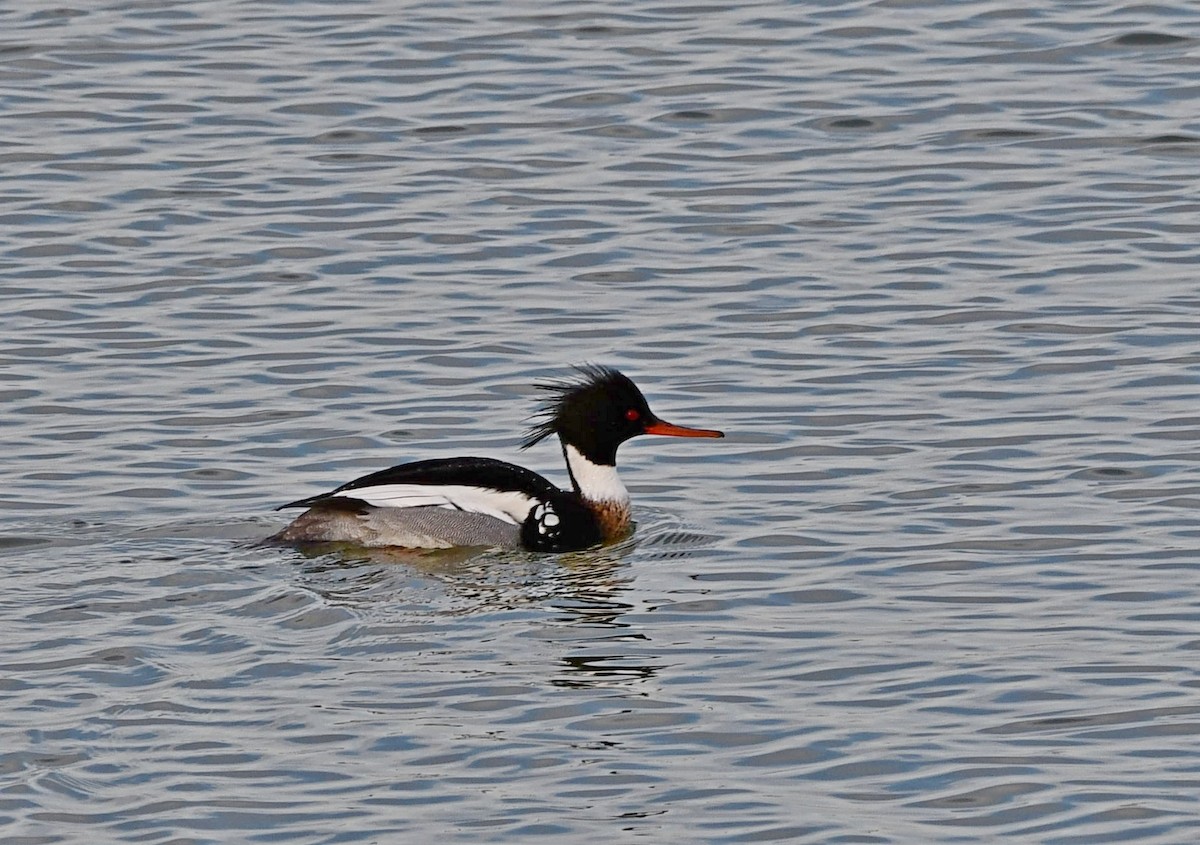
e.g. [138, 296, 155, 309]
[521, 364, 724, 466]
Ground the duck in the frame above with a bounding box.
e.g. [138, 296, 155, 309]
[269, 365, 724, 552]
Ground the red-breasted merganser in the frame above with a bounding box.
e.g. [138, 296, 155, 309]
[269, 365, 724, 552]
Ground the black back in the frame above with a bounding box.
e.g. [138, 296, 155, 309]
[277, 456, 565, 510]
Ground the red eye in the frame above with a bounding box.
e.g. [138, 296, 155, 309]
[625, 408, 641, 422]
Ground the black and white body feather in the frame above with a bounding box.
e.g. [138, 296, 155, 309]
[272, 456, 601, 552]
[270, 366, 722, 552]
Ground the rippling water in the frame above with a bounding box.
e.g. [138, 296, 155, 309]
[4, 1, 1200, 842]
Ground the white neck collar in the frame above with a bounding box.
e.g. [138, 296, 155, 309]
[563, 443, 629, 504]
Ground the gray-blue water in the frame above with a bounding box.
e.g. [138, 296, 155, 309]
[4, 1, 1200, 842]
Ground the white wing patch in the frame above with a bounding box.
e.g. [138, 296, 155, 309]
[331, 484, 536, 526]
[531, 502, 561, 540]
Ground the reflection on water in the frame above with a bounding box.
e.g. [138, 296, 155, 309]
[293, 534, 636, 611]
[5, 0, 1200, 842]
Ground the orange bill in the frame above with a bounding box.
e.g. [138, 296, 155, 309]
[643, 418, 724, 438]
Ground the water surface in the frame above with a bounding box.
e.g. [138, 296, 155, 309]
[3, 1, 1200, 842]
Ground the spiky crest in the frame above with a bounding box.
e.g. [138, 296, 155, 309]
[519, 363, 626, 450]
